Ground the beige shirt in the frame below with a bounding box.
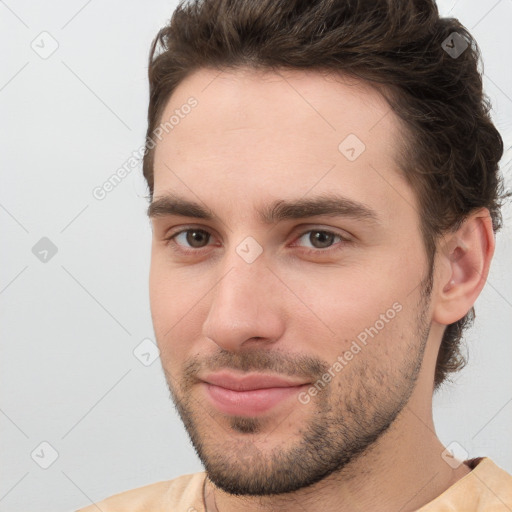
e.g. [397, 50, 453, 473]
[76, 457, 512, 511]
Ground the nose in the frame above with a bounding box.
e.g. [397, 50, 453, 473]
[201, 255, 286, 352]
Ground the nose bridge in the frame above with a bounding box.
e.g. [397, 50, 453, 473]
[202, 242, 285, 350]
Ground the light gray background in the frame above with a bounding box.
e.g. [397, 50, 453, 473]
[1, 1, 511, 511]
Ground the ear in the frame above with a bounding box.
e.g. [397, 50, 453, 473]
[432, 208, 495, 326]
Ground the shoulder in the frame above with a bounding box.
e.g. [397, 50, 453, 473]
[75, 471, 206, 512]
[473, 457, 512, 497]
[459, 457, 512, 512]
[419, 457, 512, 511]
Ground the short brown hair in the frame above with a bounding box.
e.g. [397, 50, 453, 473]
[142, 0, 508, 389]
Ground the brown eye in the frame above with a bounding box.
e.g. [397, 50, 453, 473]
[166, 229, 213, 251]
[309, 231, 336, 249]
[181, 229, 211, 248]
[296, 230, 343, 250]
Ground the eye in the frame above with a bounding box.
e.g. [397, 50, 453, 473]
[293, 229, 347, 253]
[163, 227, 349, 256]
[167, 228, 212, 251]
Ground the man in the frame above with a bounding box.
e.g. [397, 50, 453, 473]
[78, 0, 512, 510]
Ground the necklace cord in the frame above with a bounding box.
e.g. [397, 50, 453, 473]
[203, 475, 219, 512]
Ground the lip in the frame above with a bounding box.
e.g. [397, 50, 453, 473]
[200, 371, 310, 416]
[201, 371, 309, 391]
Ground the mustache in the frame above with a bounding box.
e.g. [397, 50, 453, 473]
[181, 348, 330, 384]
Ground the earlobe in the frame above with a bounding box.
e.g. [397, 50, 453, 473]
[432, 209, 495, 326]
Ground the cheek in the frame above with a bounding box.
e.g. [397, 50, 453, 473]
[279, 260, 417, 356]
[149, 259, 212, 365]
[149, 249, 202, 325]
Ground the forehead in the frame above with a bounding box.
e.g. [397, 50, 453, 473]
[151, 67, 414, 225]
[155, 66, 398, 153]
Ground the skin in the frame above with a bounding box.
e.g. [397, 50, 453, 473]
[148, 67, 494, 512]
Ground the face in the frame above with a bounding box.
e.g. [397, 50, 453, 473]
[148, 67, 435, 495]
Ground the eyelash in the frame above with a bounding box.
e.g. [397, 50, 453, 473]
[162, 227, 350, 256]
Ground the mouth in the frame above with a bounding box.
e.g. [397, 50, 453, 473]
[199, 371, 310, 416]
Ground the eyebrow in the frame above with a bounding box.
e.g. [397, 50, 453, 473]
[147, 192, 379, 225]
